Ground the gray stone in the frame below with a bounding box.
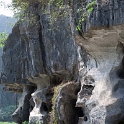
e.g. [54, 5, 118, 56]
[2, 0, 124, 124]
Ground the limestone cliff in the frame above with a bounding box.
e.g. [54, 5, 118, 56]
[1, 0, 124, 124]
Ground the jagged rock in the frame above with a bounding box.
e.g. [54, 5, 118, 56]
[3, 83, 23, 93]
[53, 82, 81, 124]
[29, 87, 51, 124]
[12, 85, 35, 123]
[28, 75, 51, 124]
[28, 71, 72, 124]
[2, 0, 124, 124]
[75, 26, 124, 124]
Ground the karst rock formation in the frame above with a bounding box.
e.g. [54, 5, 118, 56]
[1, 0, 124, 124]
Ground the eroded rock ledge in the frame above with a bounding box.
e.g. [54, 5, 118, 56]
[1, 0, 124, 124]
[75, 26, 124, 124]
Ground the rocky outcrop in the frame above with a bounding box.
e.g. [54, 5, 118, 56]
[75, 26, 124, 124]
[1, 0, 124, 124]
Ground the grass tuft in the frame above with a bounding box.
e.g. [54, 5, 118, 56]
[0, 122, 16, 124]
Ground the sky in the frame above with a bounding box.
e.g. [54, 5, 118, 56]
[0, 0, 14, 17]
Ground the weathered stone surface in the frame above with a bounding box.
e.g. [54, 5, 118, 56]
[54, 82, 81, 124]
[12, 85, 35, 123]
[75, 26, 124, 124]
[1, 10, 78, 85]
[2, 0, 124, 124]
[77, 0, 124, 32]
[28, 71, 72, 124]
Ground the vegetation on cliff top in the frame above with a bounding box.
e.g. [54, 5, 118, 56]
[11, 0, 96, 30]
[0, 0, 97, 46]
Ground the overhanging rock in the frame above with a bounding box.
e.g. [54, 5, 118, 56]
[2, 0, 124, 124]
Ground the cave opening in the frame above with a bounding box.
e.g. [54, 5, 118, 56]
[29, 97, 35, 113]
[84, 116, 88, 121]
[75, 86, 81, 95]
[29, 85, 37, 113]
[117, 57, 124, 79]
[118, 120, 124, 124]
[75, 106, 84, 118]
[55, 83, 86, 124]
[117, 68, 124, 79]
[23, 86, 36, 120]
[65, 99, 84, 124]
[40, 102, 48, 114]
[12, 85, 36, 123]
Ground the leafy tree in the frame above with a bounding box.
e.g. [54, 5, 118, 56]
[10, 0, 96, 32]
[0, 32, 8, 47]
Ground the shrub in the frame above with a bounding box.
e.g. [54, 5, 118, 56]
[0, 32, 8, 47]
[22, 121, 29, 124]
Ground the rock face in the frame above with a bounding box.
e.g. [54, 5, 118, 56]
[75, 26, 124, 124]
[1, 0, 124, 124]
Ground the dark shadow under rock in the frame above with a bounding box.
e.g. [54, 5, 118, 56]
[53, 82, 84, 124]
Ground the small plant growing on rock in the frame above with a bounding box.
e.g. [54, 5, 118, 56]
[0, 32, 8, 47]
[35, 121, 43, 124]
[76, 0, 96, 31]
[50, 83, 64, 124]
[22, 121, 29, 124]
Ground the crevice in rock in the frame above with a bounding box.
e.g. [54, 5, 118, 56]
[118, 121, 124, 124]
[75, 105, 85, 124]
[116, 68, 124, 79]
[83, 85, 94, 95]
[29, 97, 35, 113]
[117, 56, 124, 79]
[84, 116, 88, 121]
[52, 82, 88, 124]
[38, 15, 47, 73]
[75, 106, 84, 118]
[12, 85, 36, 124]
[66, 99, 84, 124]
[40, 102, 48, 114]
[78, 84, 94, 100]
[75, 86, 81, 95]
[50, 70, 72, 86]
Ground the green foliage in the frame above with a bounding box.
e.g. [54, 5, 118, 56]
[87, 7, 94, 13]
[10, 0, 96, 32]
[0, 32, 8, 47]
[50, 84, 64, 124]
[76, 0, 96, 31]
[22, 121, 29, 124]
[36, 121, 43, 124]
[86, 1, 96, 9]
[36, 121, 39, 124]
[10, 0, 70, 24]
[0, 122, 16, 124]
[0, 105, 16, 122]
[12, 0, 28, 20]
